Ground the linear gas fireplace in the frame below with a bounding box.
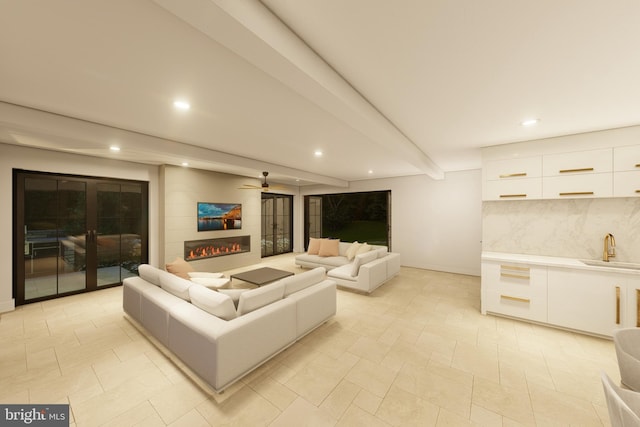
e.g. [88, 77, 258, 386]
[184, 236, 250, 261]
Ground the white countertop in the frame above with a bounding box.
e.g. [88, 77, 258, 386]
[482, 251, 640, 275]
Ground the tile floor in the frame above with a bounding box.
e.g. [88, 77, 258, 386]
[0, 254, 620, 426]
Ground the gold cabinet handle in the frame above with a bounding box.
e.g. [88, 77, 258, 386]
[499, 194, 527, 198]
[559, 167, 594, 173]
[635, 164, 640, 168]
[559, 192, 594, 196]
[616, 286, 621, 325]
[636, 289, 640, 328]
[500, 273, 530, 280]
[500, 265, 530, 272]
[499, 172, 527, 178]
[501, 295, 530, 304]
[635, 190, 640, 193]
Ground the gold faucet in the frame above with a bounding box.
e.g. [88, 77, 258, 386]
[603, 233, 616, 262]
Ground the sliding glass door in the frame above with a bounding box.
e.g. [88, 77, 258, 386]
[14, 170, 148, 305]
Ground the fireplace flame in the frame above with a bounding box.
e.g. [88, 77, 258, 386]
[185, 241, 246, 261]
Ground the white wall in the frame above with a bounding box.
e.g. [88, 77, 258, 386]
[0, 143, 160, 312]
[299, 169, 483, 276]
[161, 165, 299, 271]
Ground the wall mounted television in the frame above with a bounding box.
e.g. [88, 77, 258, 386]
[197, 202, 242, 231]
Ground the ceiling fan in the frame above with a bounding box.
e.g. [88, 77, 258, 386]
[239, 171, 284, 192]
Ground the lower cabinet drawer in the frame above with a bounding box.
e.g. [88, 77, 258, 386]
[483, 290, 547, 323]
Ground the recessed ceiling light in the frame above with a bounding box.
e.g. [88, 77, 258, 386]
[368, 170, 373, 174]
[173, 100, 190, 111]
[181, 162, 189, 167]
[521, 118, 539, 127]
[314, 150, 323, 157]
[109, 146, 120, 152]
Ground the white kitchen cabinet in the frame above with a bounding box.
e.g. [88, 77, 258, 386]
[543, 148, 613, 176]
[625, 278, 640, 328]
[547, 268, 628, 337]
[542, 173, 613, 199]
[483, 179, 542, 201]
[614, 145, 640, 171]
[613, 145, 640, 197]
[483, 157, 542, 201]
[613, 171, 640, 197]
[481, 261, 547, 322]
[484, 156, 542, 180]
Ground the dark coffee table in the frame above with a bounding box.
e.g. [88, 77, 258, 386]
[230, 267, 294, 286]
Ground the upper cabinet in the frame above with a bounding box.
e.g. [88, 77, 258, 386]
[613, 145, 640, 197]
[542, 149, 613, 199]
[542, 148, 612, 176]
[483, 156, 542, 201]
[483, 145, 640, 200]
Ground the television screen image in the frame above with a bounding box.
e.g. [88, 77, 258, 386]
[197, 202, 242, 231]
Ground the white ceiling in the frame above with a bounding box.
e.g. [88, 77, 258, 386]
[1, 0, 639, 186]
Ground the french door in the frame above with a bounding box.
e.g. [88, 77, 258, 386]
[261, 193, 293, 257]
[13, 170, 148, 305]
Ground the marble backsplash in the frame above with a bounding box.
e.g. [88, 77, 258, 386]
[482, 198, 640, 262]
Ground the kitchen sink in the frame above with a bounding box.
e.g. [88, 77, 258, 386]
[580, 259, 640, 270]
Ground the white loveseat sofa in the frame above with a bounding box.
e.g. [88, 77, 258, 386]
[295, 240, 400, 294]
[123, 265, 336, 392]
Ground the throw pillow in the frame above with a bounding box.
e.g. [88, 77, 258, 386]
[345, 241, 361, 261]
[318, 239, 340, 257]
[189, 285, 237, 321]
[307, 238, 323, 255]
[237, 282, 285, 316]
[165, 257, 194, 279]
[188, 272, 224, 279]
[355, 243, 371, 255]
[159, 270, 193, 301]
[350, 250, 379, 277]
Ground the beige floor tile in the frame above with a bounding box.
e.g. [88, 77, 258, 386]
[376, 384, 439, 426]
[472, 377, 535, 426]
[270, 397, 336, 427]
[353, 388, 383, 415]
[348, 335, 392, 365]
[196, 386, 280, 426]
[345, 358, 397, 399]
[285, 352, 357, 405]
[319, 379, 361, 419]
[168, 408, 212, 427]
[29, 365, 102, 405]
[101, 400, 163, 427]
[470, 404, 502, 426]
[528, 382, 605, 426]
[394, 360, 473, 419]
[451, 341, 499, 382]
[249, 373, 298, 411]
[337, 405, 391, 427]
[0, 255, 620, 427]
[149, 379, 210, 424]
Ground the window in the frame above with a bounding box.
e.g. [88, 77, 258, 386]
[304, 191, 391, 249]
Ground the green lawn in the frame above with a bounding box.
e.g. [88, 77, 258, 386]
[325, 220, 387, 246]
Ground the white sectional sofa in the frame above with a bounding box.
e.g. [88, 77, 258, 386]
[295, 240, 400, 294]
[123, 265, 336, 392]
